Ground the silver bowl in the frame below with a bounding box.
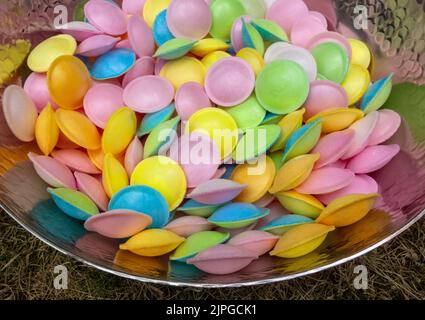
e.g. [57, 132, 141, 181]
[0, 0, 424, 288]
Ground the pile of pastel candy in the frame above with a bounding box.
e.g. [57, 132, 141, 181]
[2, 0, 402, 275]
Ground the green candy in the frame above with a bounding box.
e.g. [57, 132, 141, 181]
[232, 124, 282, 162]
[143, 116, 180, 158]
[255, 60, 309, 115]
[251, 18, 288, 43]
[311, 42, 349, 84]
[210, 0, 246, 41]
[241, 0, 267, 19]
[224, 95, 266, 131]
[242, 19, 265, 56]
[154, 38, 197, 60]
[170, 231, 230, 262]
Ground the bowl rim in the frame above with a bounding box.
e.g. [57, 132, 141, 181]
[2, 200, 424, 288]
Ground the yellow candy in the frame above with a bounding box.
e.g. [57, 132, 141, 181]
[236, 48, 264, 76]
[187, 107, 238, 159]
[27, 35, 77, 72]
[306, 108, 364, 134]
[87, 148, 105, 171]
[316, 193, 379, 227]
[102, 153, 129, 197]
[271, 108, 305, 152]
[55, 109, 101, 150]
[120, 229, 184, 257]
[275, 191, 324, 219]
[201, 51, 231, 71]
[231, 156, 276, 203]
[102, 107, 137, 155]
[270, 223, 335, 258]
[160, 56, 206, 90]
[47, 55, 92, 110]
[348, 39, 371, 69]
[114, 250, 168, 274]
[131, 156, 187, 211]
[269, 154, 320, 194]
[143, 0, 171, 27]
[191, 38, 230, 57]
[35, 103, 59, 155]
[342, 64, 371, 106]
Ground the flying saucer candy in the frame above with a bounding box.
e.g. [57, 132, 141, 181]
[166, 0, 212, 40]
[260, 214, 313, 235]
[77, 35, 119, 57]
[346, 144, 400, 174]
[176, 200, 221, 218]
[35, 103, 59, 155]
[267, 0, 308, 34]
[270, 223, 335, 258]
[122, 57, 156, 88]
[251, 18, 288, 42]
[102, 107, 137, 155]
[165, 216, 213, 237]
[28, 152, 76, 189]
[306, 31, 352, 59]
[153, 10, 175, 46]
[341, 111, 379, 160]
[122, 0, 146, 16]
[231, 16, 252, 53]
[360, 73, 394, 114]
[154, 38, 197, 60]
[208, 202, 269, 229]
[128, 15, 155, 58]
[281, 119, 322, 163]
[75, 171, 109, 211]
[303, 80, 349, 119]
[143, 116, 180, 158]
[311, 129, 355, 168]
[187, 244, 258, 275]
[225, 95, 266, 131]
[187, 179, 246, 205]
[27, 34, 77, 72]
[109, 185, 170, 228]
[317, 174, 379, 205]
[175, 82, 212, 121]
[160, 56, 206, 90]
[137, 104, 175, 136]
[83, 83, 124, 128]
[48, 187, 99, 221]
[290, 13, 327, 48]
[55, 109, 101, 150]
[102, 153, 129, 197]
[59, 21, 102, 42]
[205, 57, 255, 107]
[348, 38, 371, 69]
[169, 132, 220, 188]
[51, 149, 100, 174]
[231, 156, 275, 203]
[228, 230, 279, 256]
[124, 137, 144, 176]
[123, 75, 174, 113]
[191, 38, 229, 57]
[143, 0, 172, 28]
[47, 55, 92, 110]
[295, 167, 355, 195]
[187, 107, 238, 159]
[120, 229, 184, 256]
[341, 64, 371, 106]
[274, 190, 324, 219]
[90, 48, 136, 80]
[311, 42, 349, 84]
[170, 230, 230, 262]
[242, 19, 264, 56]
[316, 193, 380, 227]
[256, 60, 310, 114]
[306, 108, 364, 134]
[84, 209, 152, 239]
[24, 72, 58, 112]
[210, 0, 246, 41]
[368, 109, 401, 146]
[131, 156, 186, 210]
[232, 124, 281, 162]
[84, 0, 127, 36]
[241, 0, 267, 19]
[270, 109, 305, 152]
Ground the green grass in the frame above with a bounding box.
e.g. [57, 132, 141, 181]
[1, 211, 424, 300]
